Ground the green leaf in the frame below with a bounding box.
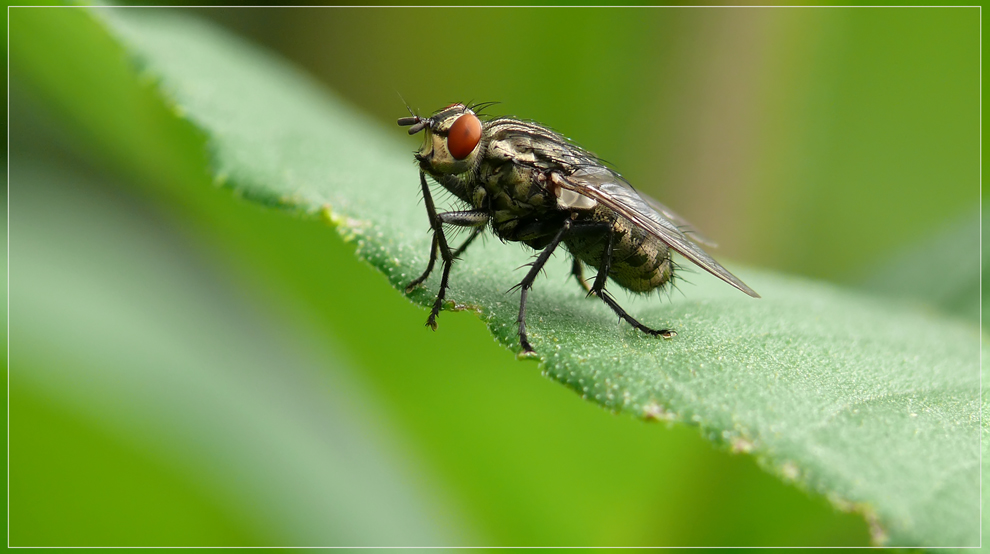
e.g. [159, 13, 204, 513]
[14, 7, 981, 548]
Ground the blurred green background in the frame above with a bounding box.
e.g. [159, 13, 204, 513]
[7, 5, 979, 547]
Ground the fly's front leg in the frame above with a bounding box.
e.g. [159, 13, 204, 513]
[405, 221, 483, 293]
[590, 223, 674, 339]
[407, 171, 449, 294]
[406, 233, 439, 293]
[408, 172, 489, 330]
[425, 210, 487, 329]
[405, 218, 485, 293]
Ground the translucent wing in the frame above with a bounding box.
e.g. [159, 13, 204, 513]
[638, 194, 717, 248]
[556, 167, 760, 298]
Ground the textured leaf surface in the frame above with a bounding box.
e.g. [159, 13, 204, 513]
[32, 8, 983, 547]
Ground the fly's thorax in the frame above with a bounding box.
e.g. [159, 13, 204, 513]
[482, 119, 601, 213]
[477, 159, 577, 243]
[479, 161, 553, 210]
[477, 165, 604, 244]
[484, 119, 582, 168]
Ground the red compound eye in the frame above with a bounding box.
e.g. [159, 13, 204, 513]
[447, 113, 482, 160]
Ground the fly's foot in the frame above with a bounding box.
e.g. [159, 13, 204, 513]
[638, 325, 675, 339]
[597, 289, 676, 340]
[516, 347, 539, 360]
[519, 337, 535, 354]
[426, 298, 444, 330]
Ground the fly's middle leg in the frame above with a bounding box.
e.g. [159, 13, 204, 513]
[452, 226, 484, 258]
[570, 257, 591, 294]
[516, 218, 608, 352]
[515, 219, 572, 353]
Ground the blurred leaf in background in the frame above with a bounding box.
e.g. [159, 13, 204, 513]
[7, 5, 979, 548]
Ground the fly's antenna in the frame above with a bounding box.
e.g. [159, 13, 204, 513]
[395, 89, 416, 117]
[395, 90, 429, 135]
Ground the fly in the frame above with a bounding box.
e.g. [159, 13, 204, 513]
[398, 103, 759, 353]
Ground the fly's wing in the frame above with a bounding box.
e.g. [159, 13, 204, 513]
[557, 167, 760, 298]
[637, 194, 717, 248]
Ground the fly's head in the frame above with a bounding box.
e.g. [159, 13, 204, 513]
[398, 103, 483, 176]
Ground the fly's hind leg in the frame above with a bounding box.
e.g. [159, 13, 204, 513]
[589, 225, 675, 339]
[596, 290, 675, 339]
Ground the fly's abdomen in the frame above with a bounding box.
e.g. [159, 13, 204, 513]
[567, 214, 673, 293]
